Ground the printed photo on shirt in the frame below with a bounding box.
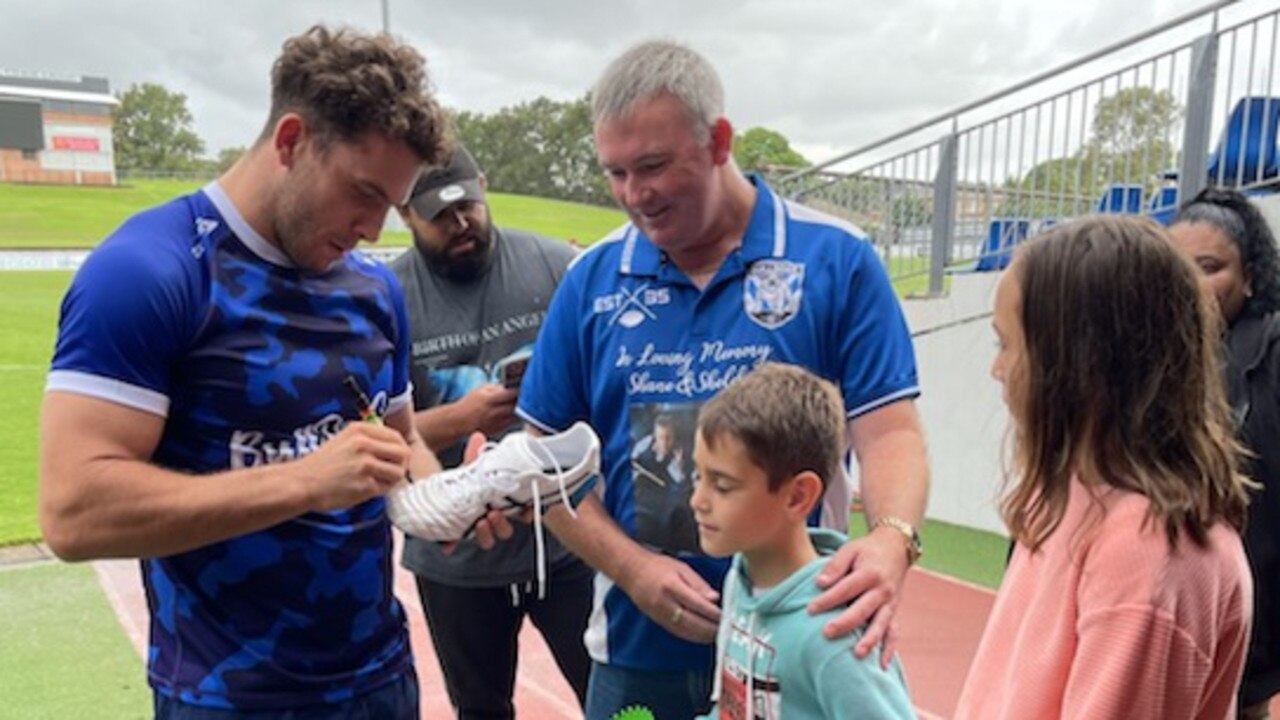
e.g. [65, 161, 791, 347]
[629, 402, 702, 555]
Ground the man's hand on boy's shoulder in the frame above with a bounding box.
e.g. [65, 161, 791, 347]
[807, 530, 910, 669]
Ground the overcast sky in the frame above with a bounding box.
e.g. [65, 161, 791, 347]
[1, 0, 1266, 166]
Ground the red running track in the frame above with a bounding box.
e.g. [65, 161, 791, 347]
[93, 549, 994, 719]
[92, 544, 1280, 718]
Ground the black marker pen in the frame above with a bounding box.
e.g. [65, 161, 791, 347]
[343, 376, 415, 484]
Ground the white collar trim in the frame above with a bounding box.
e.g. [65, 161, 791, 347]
[202, 181, 295, 267]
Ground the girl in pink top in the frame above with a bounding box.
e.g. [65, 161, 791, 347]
[955, 216, 1255, 720]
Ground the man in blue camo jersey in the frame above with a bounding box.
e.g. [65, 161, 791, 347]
[39, 25, 508, 719]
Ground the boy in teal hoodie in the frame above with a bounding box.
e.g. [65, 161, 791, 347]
[692, 363, 915, 720]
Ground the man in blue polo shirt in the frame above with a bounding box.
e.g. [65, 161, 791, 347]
[517, 40, 930, 719]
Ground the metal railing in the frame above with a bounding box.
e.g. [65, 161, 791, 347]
[116, 168, 218, 182]
[776, 0, 1280, 295]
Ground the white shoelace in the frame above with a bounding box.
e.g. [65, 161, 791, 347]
[399, 433, 586, 602]
[513, 435, 580, 601]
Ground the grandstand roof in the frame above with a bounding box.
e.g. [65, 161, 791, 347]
[0, 71, 117, 107]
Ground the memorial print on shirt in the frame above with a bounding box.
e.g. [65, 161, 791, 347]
[629, 402, 702, 555]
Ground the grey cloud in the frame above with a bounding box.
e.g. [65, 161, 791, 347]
[1, 0, 1217, 164]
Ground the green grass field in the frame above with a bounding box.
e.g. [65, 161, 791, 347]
[0, 563, 150, 718]
[849, 515, 1007, 590]
[0, 179, 626, 249]
[0, 182, 994, 579]
[0, 177, 938, 291]
[0, 181, 199, 248]
[0, 272, 70, 546]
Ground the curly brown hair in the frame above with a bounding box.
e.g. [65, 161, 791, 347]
[262, 25, 448, 165]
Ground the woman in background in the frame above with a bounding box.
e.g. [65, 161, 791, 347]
[1172, 188, 1280, 719]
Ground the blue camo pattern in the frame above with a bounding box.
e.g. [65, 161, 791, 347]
[52, 189, 412, 710]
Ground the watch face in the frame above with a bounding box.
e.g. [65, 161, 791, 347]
[876, 517, 922, 562]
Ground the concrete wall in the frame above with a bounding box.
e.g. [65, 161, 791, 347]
[1252, 192, 1280, 232]
[902, 194, 1280, 537]
[899, 272, 1010, 536]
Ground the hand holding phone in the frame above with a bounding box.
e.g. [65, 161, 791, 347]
[492, 347, 533, 391]
[500, 357, 529, 390]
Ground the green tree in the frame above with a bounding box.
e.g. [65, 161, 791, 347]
[213, 146, 246, 173]
[112, 83, 205, 172]
[733, 127, 808, 175]
[890, 192, 932, 228]
[1001, 156, 1098, 217]
[1081, 87, 1181, 198]
[1002, 88, 1183, 218]
[1089, 87, 1182, 158]
[451, 95, 610, 205]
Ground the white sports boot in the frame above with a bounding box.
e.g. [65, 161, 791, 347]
[386, 421, 601, 542]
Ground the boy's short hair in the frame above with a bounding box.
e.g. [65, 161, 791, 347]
[698, 363, 845, 495]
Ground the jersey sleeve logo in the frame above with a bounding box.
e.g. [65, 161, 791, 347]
[744, 260, 804, 330]
[195, 217, 220, 237]
[192, 217, 221, 259]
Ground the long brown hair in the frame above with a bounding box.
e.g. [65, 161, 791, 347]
[1002, 215, 1250, 551]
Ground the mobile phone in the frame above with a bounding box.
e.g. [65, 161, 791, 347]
[501, 357, 529, 390]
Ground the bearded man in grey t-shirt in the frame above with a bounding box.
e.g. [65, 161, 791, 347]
[390, 145, 591, 718]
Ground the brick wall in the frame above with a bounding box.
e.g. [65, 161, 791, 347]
[0, 109, 115, 185]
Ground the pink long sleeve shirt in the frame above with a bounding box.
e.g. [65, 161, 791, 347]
[955, 479, 1252, 720]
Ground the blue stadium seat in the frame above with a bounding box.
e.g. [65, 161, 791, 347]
[1147, 185, 1179, 225]
[1095, 183, 1145, 214]
[976, 218, 1030, 271]
[1034, 218, 1060, 234]
[1207, 96, 1280, 186]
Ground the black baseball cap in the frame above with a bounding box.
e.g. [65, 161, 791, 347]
[406, 145, 485, 220]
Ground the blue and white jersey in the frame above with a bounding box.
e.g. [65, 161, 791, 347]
[517, 177, 920, 673]
[46, 184, 414, 710]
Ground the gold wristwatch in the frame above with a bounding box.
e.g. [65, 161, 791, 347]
[872, 516, 923, 565]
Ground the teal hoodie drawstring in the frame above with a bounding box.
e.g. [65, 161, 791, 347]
[710, 562, 739, 705]
[745, 611, 757, 720]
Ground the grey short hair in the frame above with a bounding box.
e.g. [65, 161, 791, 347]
[591, 40, 724, 142]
